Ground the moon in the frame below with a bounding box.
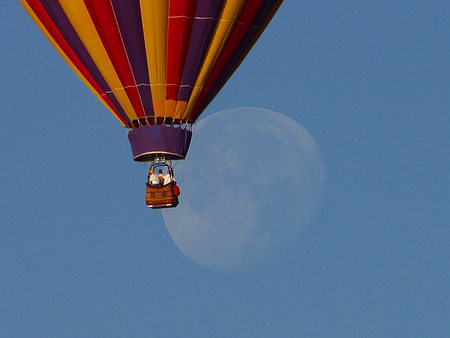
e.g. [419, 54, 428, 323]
[162, 107, 325, 271]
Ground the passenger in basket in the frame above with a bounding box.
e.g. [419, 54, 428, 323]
[163, 172, 176, 185]
[149, 170, 159, 185]
[158, 169, 165, 186]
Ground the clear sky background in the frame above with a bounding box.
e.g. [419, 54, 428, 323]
[1, 1, 449, 337]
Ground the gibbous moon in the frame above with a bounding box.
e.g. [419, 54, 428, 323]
[162, 107, 325, 271]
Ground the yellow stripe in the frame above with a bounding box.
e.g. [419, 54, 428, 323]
[140, 0, 168, 116]
[174, 100, 186, 119]
[57, 0, 138, 121]
[182, 0, 246, 118]
[20, 0, 125, 125]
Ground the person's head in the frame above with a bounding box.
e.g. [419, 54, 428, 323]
[149, 170, 154, 174]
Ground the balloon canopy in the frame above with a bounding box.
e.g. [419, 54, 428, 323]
[21, 0, 283, 161]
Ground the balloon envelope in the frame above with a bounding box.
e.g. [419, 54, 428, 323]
[21, 0, 283, 160]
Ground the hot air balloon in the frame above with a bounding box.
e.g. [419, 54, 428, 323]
[20, 0, 284, 208]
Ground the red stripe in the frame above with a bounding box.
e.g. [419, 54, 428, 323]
[188, 0, 264, 120]
[83, 0, 146, 118]
[166, 0, 196, 100]
[24, 0, 126, 124]
[189, 0, 284, 123]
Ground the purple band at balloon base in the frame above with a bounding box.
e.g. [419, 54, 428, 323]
[127, 124, 192, 162]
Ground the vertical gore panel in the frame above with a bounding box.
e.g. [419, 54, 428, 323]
[22, 0, 128, 124]
[140, 0, 168, 116]
[166, 0, 196, 108]
[58, 0, 138, 121]
[110, 0, 154, 117]
[19, 0, 126, 125]
[83, 0, 146, 118]
[37, 0, 129, 123]
[183, 0, 247, 118]
[188, 0, 264, 121]
[190, 0, 284, 122]
[176, 0, 225, 110]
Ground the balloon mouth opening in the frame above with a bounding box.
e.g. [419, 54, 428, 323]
[133, 152, 186, 162]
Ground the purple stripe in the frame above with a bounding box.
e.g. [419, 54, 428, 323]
[177, 0, 225, 101]
[127, 125, 192, 161]
[39, 0, 129, 122]
[191, 0, 283, 121]
[111, 0, 154, 116]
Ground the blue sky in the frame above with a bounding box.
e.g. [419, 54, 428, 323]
[1, 1, 449, 337]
